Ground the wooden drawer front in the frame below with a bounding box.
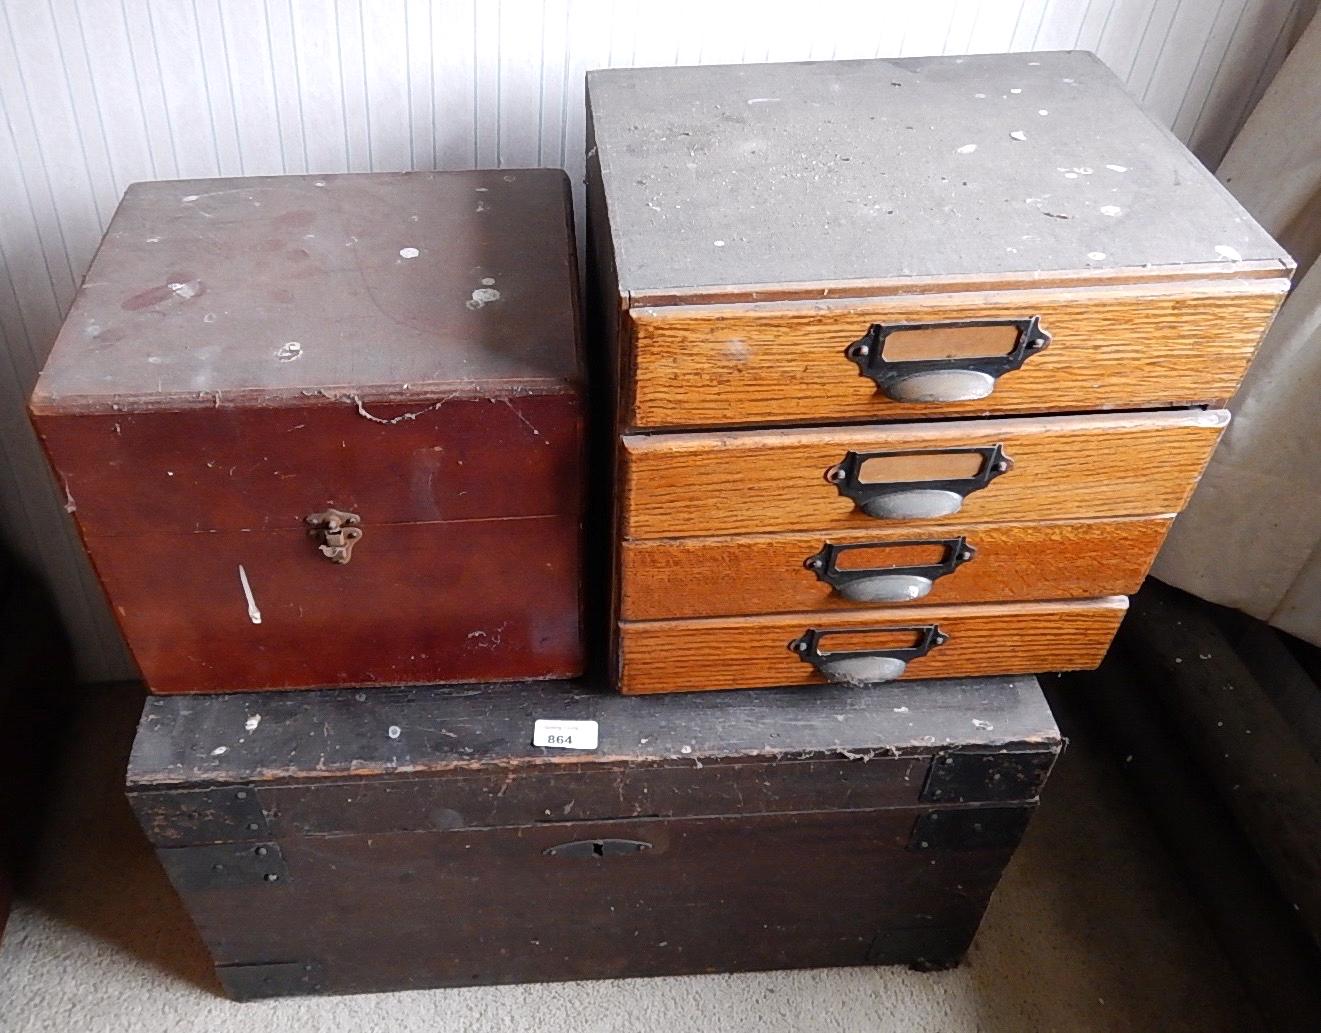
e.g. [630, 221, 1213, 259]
[624, 279, 1286, 429]
[621, 409, 1225, 540]
[619, 516, 1171, 620]
[617, 598, 1126, 694]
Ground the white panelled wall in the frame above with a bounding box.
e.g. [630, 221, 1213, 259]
[1, 0, 1316, 681]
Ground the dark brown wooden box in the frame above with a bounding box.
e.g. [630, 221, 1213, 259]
[126, 674, 1060, 999]
[31, 170, 585, 694]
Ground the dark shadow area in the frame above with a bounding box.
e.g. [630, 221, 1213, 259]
[1048, 580, 1321, 1033]
[965, 698, 1269, 1033]
[15, 678, 218, 991]
[0, 545, 77, 941]
[1016, 660, 1321, 1033]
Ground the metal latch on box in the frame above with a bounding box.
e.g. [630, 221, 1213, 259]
[305, 508, 363, 564]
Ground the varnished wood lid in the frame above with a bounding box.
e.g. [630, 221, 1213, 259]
[33, 170, 581, 414]
[587, 52, 1293, 301]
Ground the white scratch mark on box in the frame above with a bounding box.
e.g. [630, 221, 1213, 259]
[238, 565, 262, 624]
[501, 398, 540, 437]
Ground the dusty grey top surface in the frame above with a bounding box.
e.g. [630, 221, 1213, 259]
[34, 170, 579, 409]
[587, 52, 1289, 295]
[127, 674, 1055, 785]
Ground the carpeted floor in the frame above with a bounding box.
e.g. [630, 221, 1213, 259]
[0, 687, 1263, 1033]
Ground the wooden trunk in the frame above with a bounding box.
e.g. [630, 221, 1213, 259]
[125, 673, 1060, 998]
[30, 170, 585, 694]
[587, 53, 1293, 693]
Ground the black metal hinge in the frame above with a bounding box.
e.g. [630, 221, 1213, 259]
[130, 784, 273, 845]
[908, 806, 1033, 852]
[156, 840, 290, 892]
[920, 748, 1057, 804]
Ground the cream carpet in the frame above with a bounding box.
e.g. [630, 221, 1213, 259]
[0, 688, 1262, 1033]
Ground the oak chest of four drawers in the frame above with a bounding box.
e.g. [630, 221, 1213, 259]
[587, 51, 1292, 695]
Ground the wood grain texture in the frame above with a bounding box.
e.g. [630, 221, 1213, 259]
[127, 673, 1056, 993]
[34, 393, 583, 538]
[34, 380, 585, 694]
[617, 598, 1127, 695]
[159, 808, 1016, 991]
[90, 515, 582, 694]
[625, 260, 1293, 307]
[620, 516, 1172, 620]
[621, 410, 1227, 539]
[625, 279, 1288, 429]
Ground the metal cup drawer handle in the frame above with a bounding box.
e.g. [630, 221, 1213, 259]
[804, 537, 975, 603]
[845, 316, 1050, 403]
[789, 625, 947, 685]
[827, 444, 1012, 520]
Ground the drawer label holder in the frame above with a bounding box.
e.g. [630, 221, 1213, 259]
[827, 444, 1012, 520]
[788, 624, 947, 685]
[805, 536, 975, 604]
[845, 315, 1051, 403]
